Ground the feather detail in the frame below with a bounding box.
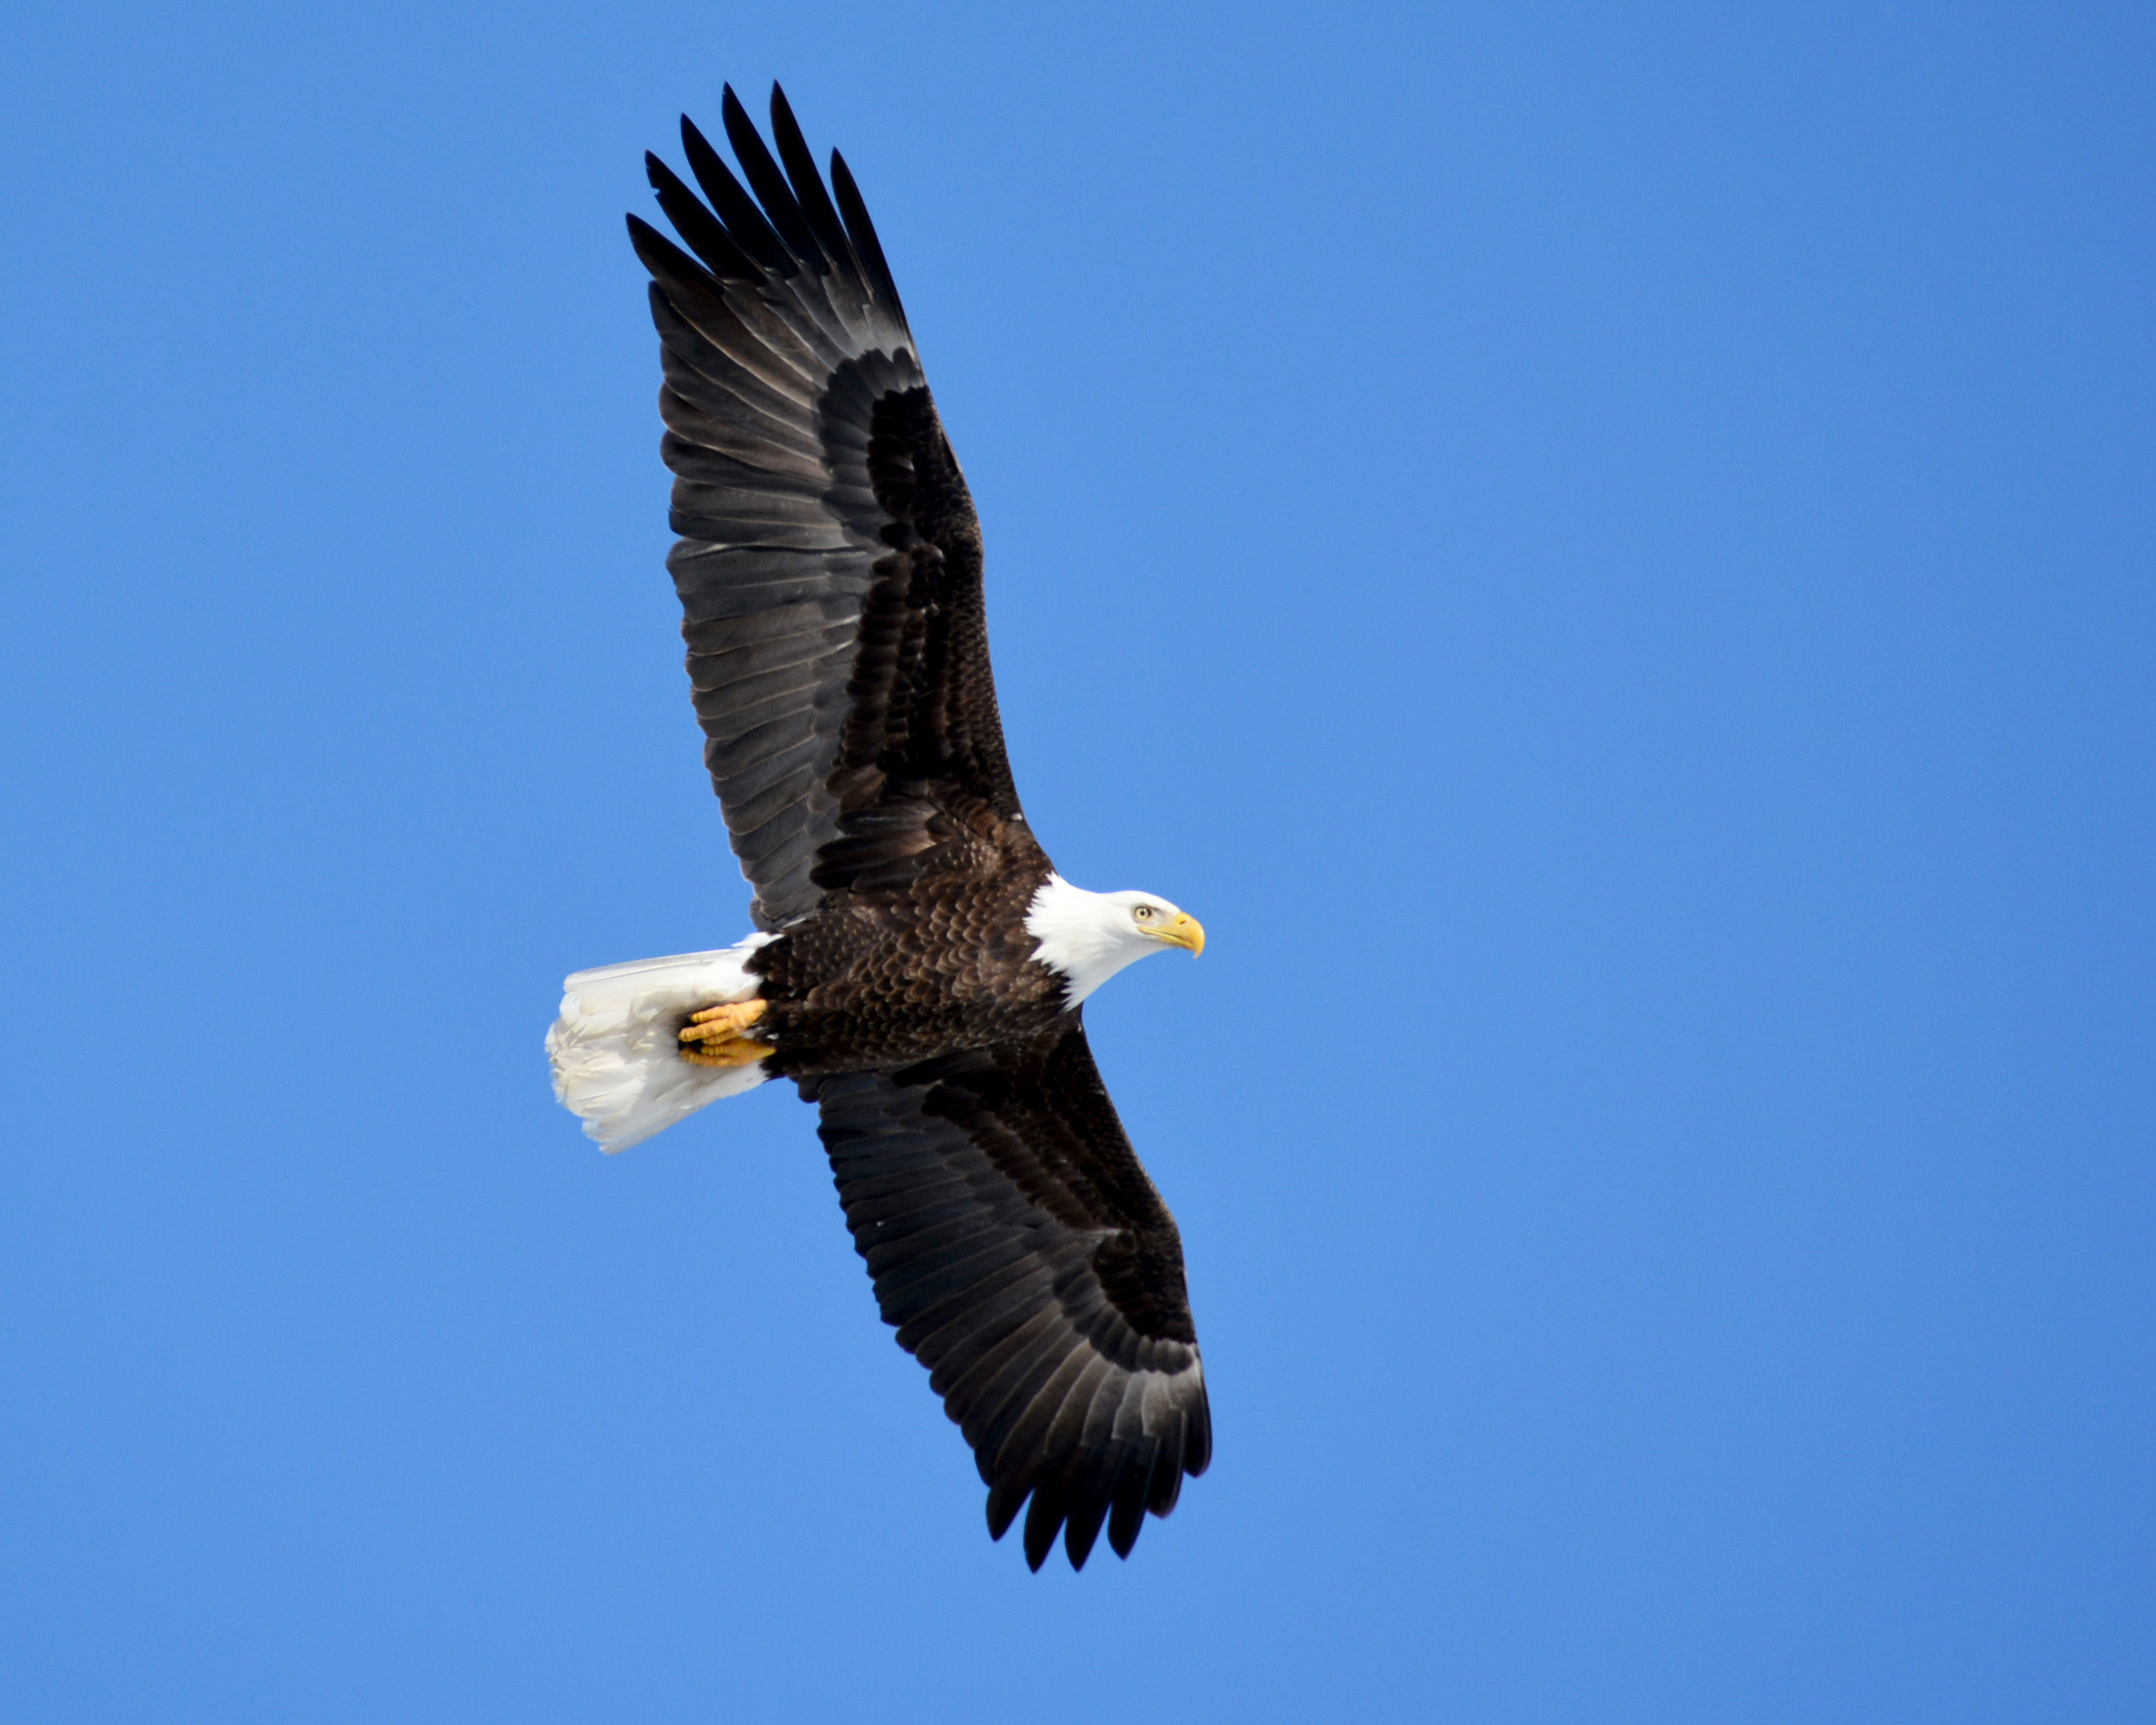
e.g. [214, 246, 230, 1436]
[546, 936, 774, 1151]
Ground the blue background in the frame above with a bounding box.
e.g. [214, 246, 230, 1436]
[3, 3, 2150, 1719]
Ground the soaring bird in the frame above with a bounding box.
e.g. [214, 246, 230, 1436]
[547, 85, 1210, 1572]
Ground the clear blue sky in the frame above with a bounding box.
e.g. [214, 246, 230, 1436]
[3, 3, 2150, 1720]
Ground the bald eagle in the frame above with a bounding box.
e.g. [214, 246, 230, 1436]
[547, 86, 1211, 1572]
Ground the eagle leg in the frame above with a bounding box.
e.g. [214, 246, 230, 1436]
[678, 999, 771, 1068]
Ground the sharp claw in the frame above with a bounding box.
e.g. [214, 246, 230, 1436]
[680, 1037, 770, 1069]
[682, 1001, 766, 1047]
[684, 1001, 766, 1035]
[679, 1001, 771, 1069]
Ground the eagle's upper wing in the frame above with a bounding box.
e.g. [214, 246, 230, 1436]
[813, 1024, 1211, 1570]
[628, 85, 1024, 929]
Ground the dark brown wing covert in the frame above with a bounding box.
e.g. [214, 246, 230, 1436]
[814, 1024, 1212, 1571]
[628, 84, 1022, 929]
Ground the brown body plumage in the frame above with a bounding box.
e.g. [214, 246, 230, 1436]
[751, 842, 1058, 1079]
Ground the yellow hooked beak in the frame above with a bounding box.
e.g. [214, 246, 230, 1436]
[1153, 911, 1206, 957]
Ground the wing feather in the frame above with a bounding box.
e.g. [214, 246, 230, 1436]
[814, 1026, 1208, 1570]
[632, 85, 1026, 927]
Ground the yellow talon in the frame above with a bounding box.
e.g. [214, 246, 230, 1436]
[680, 999, 769, 1067]
[680, 1039, 769, 1069]
[680, 1001, 766, 1041]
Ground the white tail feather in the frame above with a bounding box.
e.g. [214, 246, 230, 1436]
[546, 935, 774, 1153]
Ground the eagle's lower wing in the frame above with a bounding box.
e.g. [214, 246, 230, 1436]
[813, 1024, 1211, 1570]
[628, 85, 1024, 929]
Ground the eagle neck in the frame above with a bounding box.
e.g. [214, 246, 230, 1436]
[1023, 873, 1147, 1007]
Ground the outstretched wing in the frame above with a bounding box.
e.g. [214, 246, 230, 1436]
[628, 85, 1024, 929]
[813, 1025, 1211, 1570]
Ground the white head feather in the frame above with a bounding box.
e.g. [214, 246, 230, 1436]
[1024, 873, 1203, 1007]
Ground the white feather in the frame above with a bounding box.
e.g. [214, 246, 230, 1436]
[1024, 874, 1187, 1006]
[546, 935, 773, 1153]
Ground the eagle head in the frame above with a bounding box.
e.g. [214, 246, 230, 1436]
[1023, 874, 1205, 1007]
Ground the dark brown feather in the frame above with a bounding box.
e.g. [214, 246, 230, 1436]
[635, 91, 1018, 931]
[813, 1030, 1210, 1570]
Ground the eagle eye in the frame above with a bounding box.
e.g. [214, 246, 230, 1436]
[1134, 906, 1155, 921]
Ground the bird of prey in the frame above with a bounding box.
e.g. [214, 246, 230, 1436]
[547, 85, 1210, 1572]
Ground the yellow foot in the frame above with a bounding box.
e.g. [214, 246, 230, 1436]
[679, 999, 771, 1069]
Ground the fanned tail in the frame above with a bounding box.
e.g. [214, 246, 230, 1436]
[546, 935, 773, 1152]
